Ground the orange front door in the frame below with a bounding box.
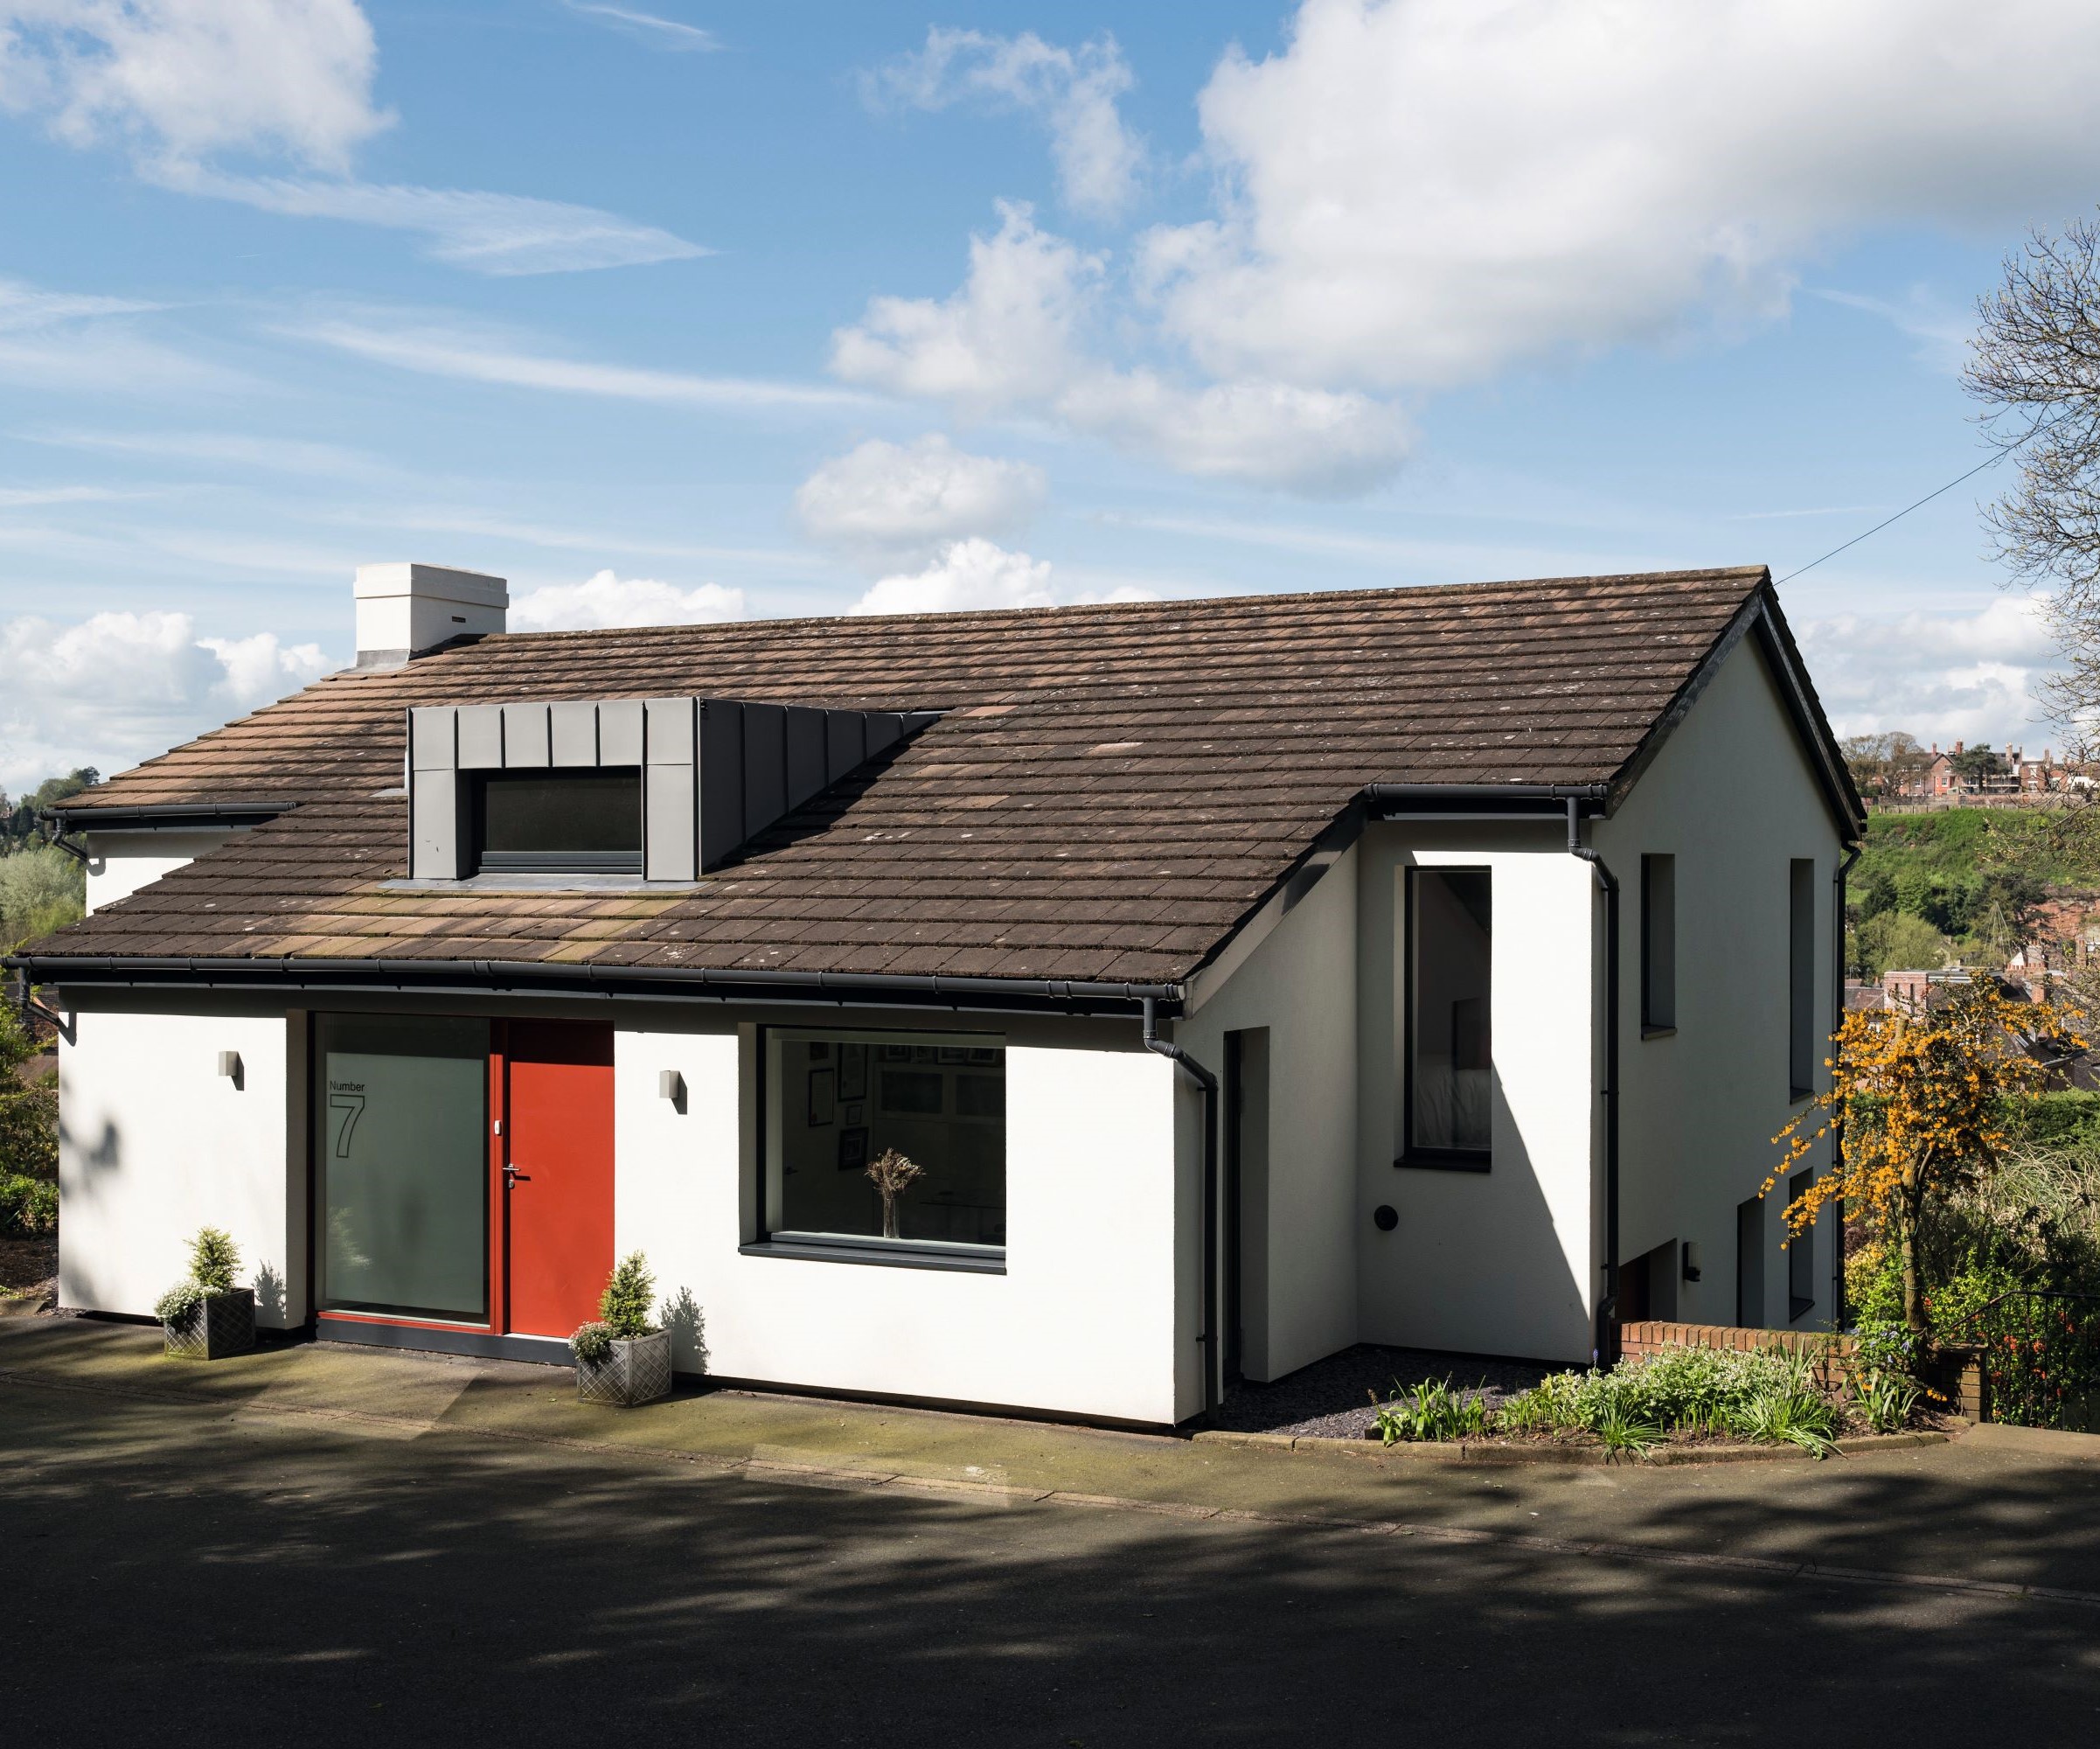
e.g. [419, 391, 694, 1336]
[503, 1021, 615, 1338]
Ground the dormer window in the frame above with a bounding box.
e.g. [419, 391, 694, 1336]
[404, 695, 940, 886]
[472, 768, 643, 875]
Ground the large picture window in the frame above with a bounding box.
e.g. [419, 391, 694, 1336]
[316, 1014, 489, 1322]
[762, 1028, 1005, 1258]
[1403, 867, 1492, 1167]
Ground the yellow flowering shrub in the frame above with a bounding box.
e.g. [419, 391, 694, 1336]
[1767, 981, 2085, 1333]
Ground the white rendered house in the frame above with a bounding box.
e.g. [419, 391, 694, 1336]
[11, 563, 1863, 1426]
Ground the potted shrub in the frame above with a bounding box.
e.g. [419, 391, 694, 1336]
[570, 1251, 672, 1407]
[154, 1227, 255, 1360]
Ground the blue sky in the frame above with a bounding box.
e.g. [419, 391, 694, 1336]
[3, 0, 2098, 791]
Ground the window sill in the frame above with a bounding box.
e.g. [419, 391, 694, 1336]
[741, 1234, 1007, 1275]
[1394, 1152, 1491, 1174]
[1642, 1025, 1677, 1040]
[379, 874, 701, 895]
[1789, 1087, 1815, 1106]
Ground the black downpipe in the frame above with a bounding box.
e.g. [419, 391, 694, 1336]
[34, 812, 88, 866]
[1143, 996, 1221, 1423]
[1832, 844, 1861, 1327]
[1566, 799, 1621, 1366]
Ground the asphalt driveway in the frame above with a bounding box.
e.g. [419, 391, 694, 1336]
[3, 1319, 2098, 1745]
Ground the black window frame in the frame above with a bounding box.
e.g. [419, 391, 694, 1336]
[469, 766, 644, 876]
[1788, 857, 1817, 1099]
[742, 1023, 1009, 1275]
[1788, 1167, 1816, 1321]
[1641, 852, 1676, 1035]
[1396, 863, 1493, 1174]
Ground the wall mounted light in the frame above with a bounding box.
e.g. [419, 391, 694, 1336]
[218, 1050, 243, 1091]
[1681, 1240, 1702, 1283]
[659, 1069, 686, 1113]
[1373, 1204, 1398, 1231]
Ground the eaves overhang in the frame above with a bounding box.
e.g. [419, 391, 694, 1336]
[4, 951, 1187, 1021]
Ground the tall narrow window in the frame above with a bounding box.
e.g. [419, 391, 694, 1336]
[1641, 854, 1676, 1033]
[1788, 1168, 1816, 1320]
[1788, 857, 1817, 1098]
[316, 1014, 489, 1323]
[1736, 1196, 1765, 1328]
[1403, 867, 1492, 1167]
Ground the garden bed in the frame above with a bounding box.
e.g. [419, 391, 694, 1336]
[1211, 1344, 1554, 1440]
[0, 1230, 57, 1313]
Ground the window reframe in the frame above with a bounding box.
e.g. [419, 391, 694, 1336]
[1396, 863, 1494, 1174]
[743, 1022, 1010, 1274]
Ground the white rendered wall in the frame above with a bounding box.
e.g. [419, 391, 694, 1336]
[85, 830, 240, 913]
[1354, 826, 1599, 1363]
[58, 1007, 305, 1327]
[1596, 636, 1845, 1333]
[1182, 842, 1360, 1383]
[614, 1024, 1182, 1424]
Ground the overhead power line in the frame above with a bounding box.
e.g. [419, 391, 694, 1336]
[1774, 448, 2014, 585]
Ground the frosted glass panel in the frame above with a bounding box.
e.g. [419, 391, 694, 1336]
[1410, 869, 1492, 1157]
[317, 1016, 488, 1320]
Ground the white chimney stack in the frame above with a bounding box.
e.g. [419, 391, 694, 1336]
[354, 562, 508, 669]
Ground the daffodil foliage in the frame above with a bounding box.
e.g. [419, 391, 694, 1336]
[1767, 982, 2086, 1333]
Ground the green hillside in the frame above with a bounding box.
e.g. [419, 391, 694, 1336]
[1846, 806, 2100, 976]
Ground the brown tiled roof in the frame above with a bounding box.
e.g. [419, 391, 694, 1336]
[23, 567, 1821, 990]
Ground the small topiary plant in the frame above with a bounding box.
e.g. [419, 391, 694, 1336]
[155, 1226, 242, 1320]
[189, 1227, 240, 1294]
[570, 1251, 661, 1362]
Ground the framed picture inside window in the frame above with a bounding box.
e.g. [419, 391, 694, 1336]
[837, 1126, 869, 1174]
[807, 1066, 836, 1127]
[838, 1042, 867, 1102]
[843, 1102, 864, 1126]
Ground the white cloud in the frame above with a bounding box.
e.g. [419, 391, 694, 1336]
[850, 538, 1055, 617]
[1136, 0, 2100, 394]
[294, 313, 868, 411]
[831, 204, 1409, 491]
[831, 201, 1096, 412]
[160, 167, 706, 275]
[0, 606, 330, 791]
[796, 435, 1045, 561]
[566, 3, 719, 52]
[510, 568, 747, 631]
[0, 0, 389, 172]
[0, 271, 232, 394]
[869, 28, 1143, 218]
[1055, 370, 1408, 495]
[1815, 288, 1975, 376]
[1795, 595, 2057, 749]
[0, 1, 700, 275]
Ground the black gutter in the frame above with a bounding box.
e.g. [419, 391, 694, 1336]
[44, 801, 289, 834]
[1142, 995, 1221, 1424]
[1832, 843, 1861, 1328]
[1565, 798, 1621, 1366]
[34, 814, 87, 865]
[2, 951, 1186, 1020]
[1366, 782, 1609, 818]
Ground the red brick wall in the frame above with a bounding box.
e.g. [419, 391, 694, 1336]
[1619, 1320, 1853, 1390]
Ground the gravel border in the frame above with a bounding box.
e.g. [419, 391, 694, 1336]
[1213, 1343, 1557, 1440]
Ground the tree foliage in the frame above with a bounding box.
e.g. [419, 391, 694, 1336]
[1964, 215, 2100, 746]
[1841, 731, 1931, 798]
[0, 843, 85, 951]
[1769, 983, 2084, 1333]
[0, 1001, 57, 1183]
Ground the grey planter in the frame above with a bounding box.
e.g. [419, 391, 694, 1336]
[576, 1329, 672, 1407]
[163, 1288, 255, 1360]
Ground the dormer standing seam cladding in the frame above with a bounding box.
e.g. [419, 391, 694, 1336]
[406, 696, 940, 881]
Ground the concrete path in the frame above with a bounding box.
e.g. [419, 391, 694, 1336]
[4, 1319, 2099, 1743]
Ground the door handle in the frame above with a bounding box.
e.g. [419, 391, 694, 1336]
[504, 1164, 532, 1188]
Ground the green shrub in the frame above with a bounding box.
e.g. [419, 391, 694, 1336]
[1372, 1375, 1490, 1444]
[0, 1001, 57, 1182]
[153, 1225, 244, 1324]
[1729, 1388, 1841, 1455]
[0, 843, 86, 950]
[0, 1173, 58, 1236]
[569, 1320, 615, 1364]
[598, 1251, 658, 1337]
[188, 1227, 240, 1294]
[154, 1281, 204, 1323]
